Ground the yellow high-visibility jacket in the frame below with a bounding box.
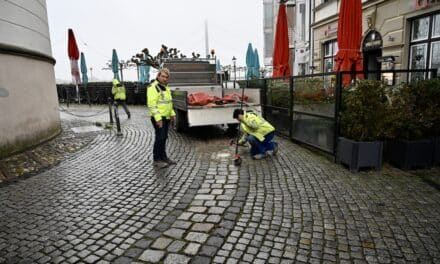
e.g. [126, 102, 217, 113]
[147, 80, 176, 122]
[239, 112, 275, 144]
[111, 80, 126, 100]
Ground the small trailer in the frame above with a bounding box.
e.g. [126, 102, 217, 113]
[164, 58, 261, 132]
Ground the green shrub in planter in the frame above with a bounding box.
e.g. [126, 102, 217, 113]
[385, 79, 440, 169]
[340, 80, 389, 142]
[337, 80, 389, 172]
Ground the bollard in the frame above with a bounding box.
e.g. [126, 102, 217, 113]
[108, 97, 113, 124]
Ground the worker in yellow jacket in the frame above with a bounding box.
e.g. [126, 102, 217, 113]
[112, 79, 131, 118]
[233, 109, 278, 159]
[147, 68, 176, 168]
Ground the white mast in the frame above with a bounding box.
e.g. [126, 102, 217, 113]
[205, 19, 209, 58]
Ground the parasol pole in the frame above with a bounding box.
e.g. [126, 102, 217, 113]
[76, 84, 80, 104]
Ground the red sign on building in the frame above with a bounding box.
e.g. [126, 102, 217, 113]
[416, 0, 440, 10]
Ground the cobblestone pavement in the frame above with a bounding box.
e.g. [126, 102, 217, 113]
[0, 105, 439, 264]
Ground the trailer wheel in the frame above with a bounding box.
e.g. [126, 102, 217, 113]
[175, 109, 188, 132]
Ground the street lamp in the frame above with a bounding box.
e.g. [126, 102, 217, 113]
[232, 56, 237, 88]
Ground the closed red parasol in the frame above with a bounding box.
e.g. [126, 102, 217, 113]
[272, 2, 291, 78]
[334, 0, 363, 85]
[68, 28, 81, 85]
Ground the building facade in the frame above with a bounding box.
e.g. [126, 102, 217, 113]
[312, 0, 440, 80]
[0, 0, 60, 158]
[263, 0, 297, 76]
[291, 0, 312, 76]
[265, 0, 440, 78]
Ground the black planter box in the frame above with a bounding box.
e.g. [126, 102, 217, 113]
[386, 139, 434, 170]
[337, 137, 383, 172]
[434, 137, 440, 166]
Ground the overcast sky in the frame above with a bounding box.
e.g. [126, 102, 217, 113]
[46, 0, 264, 82]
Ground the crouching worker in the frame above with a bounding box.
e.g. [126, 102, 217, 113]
[233, 109, 278, 159]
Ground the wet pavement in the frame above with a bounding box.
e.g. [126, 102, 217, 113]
[0, 105, 439, 264]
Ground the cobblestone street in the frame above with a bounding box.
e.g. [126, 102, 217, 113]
[0, 105, 439, 263]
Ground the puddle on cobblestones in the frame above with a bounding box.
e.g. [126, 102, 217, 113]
[215, 152, 232, 159]
[71, 126, 103, 133]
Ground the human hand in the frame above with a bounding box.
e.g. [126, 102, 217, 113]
[156, 120, 163, 128]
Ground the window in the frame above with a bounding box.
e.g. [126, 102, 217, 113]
[299, 3, 306, 41]
[298, 63, 307, 76]
[409, 13, 440, 79]
[264, 32, 273, 58]
[412, 17, 429, 41]
[264, 3, 274, 29]
[323, 40, 338, 72]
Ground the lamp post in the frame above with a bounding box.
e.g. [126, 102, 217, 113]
[232, 56, 237, 88]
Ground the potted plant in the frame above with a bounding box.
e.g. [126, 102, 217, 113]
[385, 79, 440, 169]
[337, 80, 389, 172]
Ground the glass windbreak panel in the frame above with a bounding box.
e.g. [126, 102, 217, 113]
[410, 44, 427, 80]
[264, 107, 290, 137]
[291, 113, 334, 153]
[294, 76, 335, 117]
[266, 79, 290, 108]
[430, 41, 440, 76]
[412, 17, 429, 41]
[433, 14, 440, 38]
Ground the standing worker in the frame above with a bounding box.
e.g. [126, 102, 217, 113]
[147, 68, 176, 168]
[112, 79, 131, 119]
[233, 109, 278, 159]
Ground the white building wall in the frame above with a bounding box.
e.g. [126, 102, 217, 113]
[0, 0, 60, 158]
[0, 0, 52, 56]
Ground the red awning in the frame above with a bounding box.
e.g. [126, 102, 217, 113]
[334, 0, 363, 86]
[272, 3, 291, 78]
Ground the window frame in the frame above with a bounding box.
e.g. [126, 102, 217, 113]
[409, 12, 440, 79]
[323, 40, 338, 73]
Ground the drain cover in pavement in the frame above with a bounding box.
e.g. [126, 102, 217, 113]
[71, 126, 103, 133]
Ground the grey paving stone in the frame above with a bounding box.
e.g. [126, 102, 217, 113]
[164, 228, 186, 239]
[192, 223, 214, 232]
[185, 232, 209, 243]
[167, 240, 186, 253]
[164, 253, 190, 264]
[200, 245, 218, 257]
[138, 249, 165, 262]
[184, 242, 201, 255]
